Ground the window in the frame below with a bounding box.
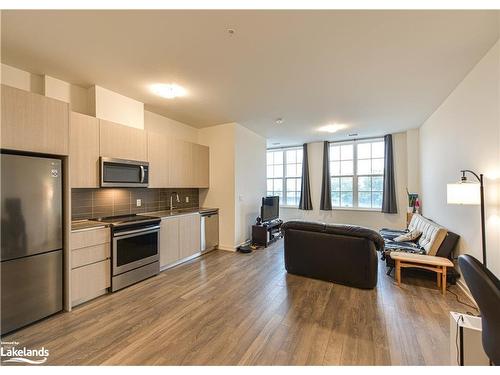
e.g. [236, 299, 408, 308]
[330, 139, 384, 209]
[266, 147, 303, 206]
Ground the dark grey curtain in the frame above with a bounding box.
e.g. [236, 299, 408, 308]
[320, 141, 332, 210]
[298, 143, 313, 210]
[382, 134, 398, 213]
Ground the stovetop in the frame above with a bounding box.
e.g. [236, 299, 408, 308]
[91, 214, 160, 226]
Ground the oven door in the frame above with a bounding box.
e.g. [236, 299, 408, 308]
[101, 157, 149, 187]
[112, 226, 160, 276]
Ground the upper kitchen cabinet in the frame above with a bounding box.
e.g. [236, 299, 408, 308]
[1, 84, 69, 155]
[69, 112, 100, 188]
[147, 132, 169, 188]
[148, 132, 209, 188]
[167, 138, 193, 188]
[193, 143, 209, 188]
[99, 119, 147, 161]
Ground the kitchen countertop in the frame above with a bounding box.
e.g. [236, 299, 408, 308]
[71, 208, 218, 231]
[141, 207, 218, 218]
[71, 220, 109, 232]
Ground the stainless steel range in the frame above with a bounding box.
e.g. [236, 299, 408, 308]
[91, 214, 161, 291]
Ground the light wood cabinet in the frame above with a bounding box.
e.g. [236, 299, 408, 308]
[69, 112, 100, 187]
[147, 132, 169, 188]
[71, 260, 110, 306]
[70, 227, 111, 306]
[193, 143, 209, 188]
[160, 217, 180, 267]
[72, 243, 110, 269]
[148, 132, 210, 188]
[167, 138, 193, 187]
[1, 84, 69, 155]
[99, 119, 147, 161]
[159, 213, 201, 269]
[179, 214, 201, 259]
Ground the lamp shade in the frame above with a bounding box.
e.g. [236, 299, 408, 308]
[447, 182, 480, 205]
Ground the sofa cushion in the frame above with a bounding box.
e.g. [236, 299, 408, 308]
[408, 214, 448, 256]
[281, 220, 385, 251]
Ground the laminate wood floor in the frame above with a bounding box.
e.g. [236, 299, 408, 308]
[2, 240, 476, 365]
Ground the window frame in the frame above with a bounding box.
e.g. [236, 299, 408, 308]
[266, 146, 303, 208]
[329, 138, 385, 210]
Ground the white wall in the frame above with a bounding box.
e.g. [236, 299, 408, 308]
[280, 132, 409, 231]
[406, 128, 420, 194]
[199, 123, 237, 251]
[234, 124, 267, 246]
[91, 85, 144, 129]
[419, 40, 500, 278]
[144, 110, 198, 143]
[199, 122, 267, 250]
[44, 75, 90, 115]
[1, 63, 43, 94]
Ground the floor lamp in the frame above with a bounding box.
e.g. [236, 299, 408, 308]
[447, 170, 486, 267]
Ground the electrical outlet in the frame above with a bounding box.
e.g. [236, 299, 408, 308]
[185, 196, 189, 203]
[136, 199, 142, 207]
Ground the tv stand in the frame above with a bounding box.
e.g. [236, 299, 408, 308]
[252, 219, 283, 247]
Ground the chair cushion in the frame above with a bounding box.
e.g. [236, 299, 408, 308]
[408, 214, 448, 256]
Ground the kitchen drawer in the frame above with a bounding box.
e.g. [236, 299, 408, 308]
[71, 227, 110, 250]
[71, 259, 110, 306]
[71, 243, 110, 269]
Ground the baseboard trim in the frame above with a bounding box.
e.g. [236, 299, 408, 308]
[217, 245, 236, 252]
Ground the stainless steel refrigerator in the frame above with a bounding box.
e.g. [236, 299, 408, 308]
[1, 153, 63, 335]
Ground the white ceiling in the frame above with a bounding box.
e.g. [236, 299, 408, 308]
[2, 10, 499, 146]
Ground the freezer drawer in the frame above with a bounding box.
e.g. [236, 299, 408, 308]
[1, 250, 63, 334]
[201, 213, 219, 252]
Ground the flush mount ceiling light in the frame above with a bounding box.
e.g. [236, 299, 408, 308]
[150, 83, 187, 99]
[275, 118, 284, 125]
[318, 123, 348, 133]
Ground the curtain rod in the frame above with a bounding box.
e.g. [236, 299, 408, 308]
[267, 135, 385, 150]
[329, 135, 385, 144]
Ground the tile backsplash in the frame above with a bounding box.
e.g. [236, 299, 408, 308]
[72, 188, 199, 220]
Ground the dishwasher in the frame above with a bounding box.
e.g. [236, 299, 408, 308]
[200, 209, 219, 252]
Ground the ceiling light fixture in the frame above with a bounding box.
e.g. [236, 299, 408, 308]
[275, 118, 284, 125]
[318, 123, 348, 133]
[150, 83, 187, 99]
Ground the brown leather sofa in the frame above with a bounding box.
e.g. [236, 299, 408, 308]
[281, 221, 385, 289]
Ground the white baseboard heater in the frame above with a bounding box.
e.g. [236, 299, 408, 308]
[450, 312, 490, 365]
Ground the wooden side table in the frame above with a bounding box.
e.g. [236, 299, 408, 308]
[390, 252, 454, 295]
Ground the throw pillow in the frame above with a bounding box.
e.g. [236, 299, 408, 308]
[394, 229, 422, 242]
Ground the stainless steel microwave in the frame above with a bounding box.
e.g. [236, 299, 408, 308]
[100, 157, 149, 187]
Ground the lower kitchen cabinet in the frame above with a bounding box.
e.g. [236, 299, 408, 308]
[70, 227, 111, 307]
[160, 217, 180, 267]
[179, 214, 201, 259]
[71, 260, 110, 306]
[159, 213, 201, 269]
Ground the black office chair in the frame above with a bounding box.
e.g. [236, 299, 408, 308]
[458, 255, 500, 365]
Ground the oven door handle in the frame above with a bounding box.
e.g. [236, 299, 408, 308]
[114, 225, 160, 237]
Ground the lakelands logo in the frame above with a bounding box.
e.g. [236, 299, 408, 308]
[0, 341, 49, 364]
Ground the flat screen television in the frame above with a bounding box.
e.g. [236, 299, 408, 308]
[261, 196, 279, 222]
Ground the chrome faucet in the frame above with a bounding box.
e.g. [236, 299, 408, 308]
[170, 191, 180, 211]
